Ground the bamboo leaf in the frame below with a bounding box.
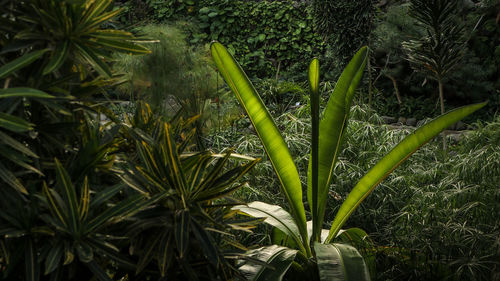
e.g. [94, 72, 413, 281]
[43, 182, 67, 227]
[0, 49, 48, 79]
[85, 193, 157, 233]
[79, 177, 90, 221]
[308, 47, 368, 242]
[326, 102, 487, 241]
[211, 42, 308, 250]
[0, 131, 37, 157]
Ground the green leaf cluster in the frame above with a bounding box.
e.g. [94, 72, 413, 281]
[123, 0, 325, 79]
[211, 41, 485, 281]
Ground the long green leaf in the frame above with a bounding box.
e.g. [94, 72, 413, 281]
[44, 242, 64, 275]
[0, 88, 54, 99]
[314, 242, 371, 281]
[211, 42, 308, 252]
[308, 58, 320, 242]
[86, 193, 159, 233]
[0, 161, 28, 194]
[239, 245, 297, 281]
[43, 41, 69, 75]
[234, 201, 306, 255]
[93, 38, 150, 54]
[73, 43, 111, 78]
[175, 209, 190, 259]
[0, 131, 38, 157]
[54, 158, 79, 234]
[25, 238, 39, 281]
[0, 112, 33, 132]
[307, 47, 368, 242]
[326, 102, 487, 241]
[0, 49, 48, 79]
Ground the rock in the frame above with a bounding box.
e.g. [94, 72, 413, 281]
[406, 118, 417, 127]
[381, 116, 396, 124]
[397, 117, 406, 125]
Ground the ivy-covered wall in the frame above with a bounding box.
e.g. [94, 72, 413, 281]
[120, 0, 325, 79]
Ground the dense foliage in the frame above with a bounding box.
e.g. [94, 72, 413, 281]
[312, 0, 375, 75]
[1, 0, 498, 280]
[119, 0, 325, 79]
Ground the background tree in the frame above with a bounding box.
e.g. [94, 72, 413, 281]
[402, 0, 467, 117]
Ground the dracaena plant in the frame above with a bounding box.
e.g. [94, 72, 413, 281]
[211, 42, 486, 281]
[0, 0, 150, 193]
[118, 103, 261, 280]
[0, 158, 161, 281]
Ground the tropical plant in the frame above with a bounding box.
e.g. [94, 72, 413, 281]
[113, 23, 218, 148]
[210, 42, 486, 280]
[0, 0, 150, 193]
[402, 0, 467, 117]
[117, 102, 261, 280]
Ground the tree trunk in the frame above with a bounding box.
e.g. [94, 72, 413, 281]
[386, 74, 402, 105]
[438, 79, 447, 150]
[368, 51, 373, 105]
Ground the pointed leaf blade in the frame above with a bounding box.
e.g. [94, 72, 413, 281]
[307, 47, 368, 241]
[314, 242, 371, 281]
[211, 42, 307, 246]
[0, 49, 48, 79]
[0, 88, 54, 99]
[239, 245, 297, 281]
[327, 102, 487, 241]
[233, 201, 306, 254]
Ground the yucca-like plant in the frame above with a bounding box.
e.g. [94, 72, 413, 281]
[118, 103, 261, 280]
[211, 42, 485, 281]
[0, 0, 150, 193]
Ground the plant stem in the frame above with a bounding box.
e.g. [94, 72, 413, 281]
[438, 79, 447, 150]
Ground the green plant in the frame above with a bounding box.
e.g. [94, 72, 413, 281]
[211, 41, 486, 280]
[0, 0, 151, 280]
[121, 0, 326, 79]
[402, 0, 467, 117]
[113, 23, 217, 148]
[118, 102, 261, 280]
